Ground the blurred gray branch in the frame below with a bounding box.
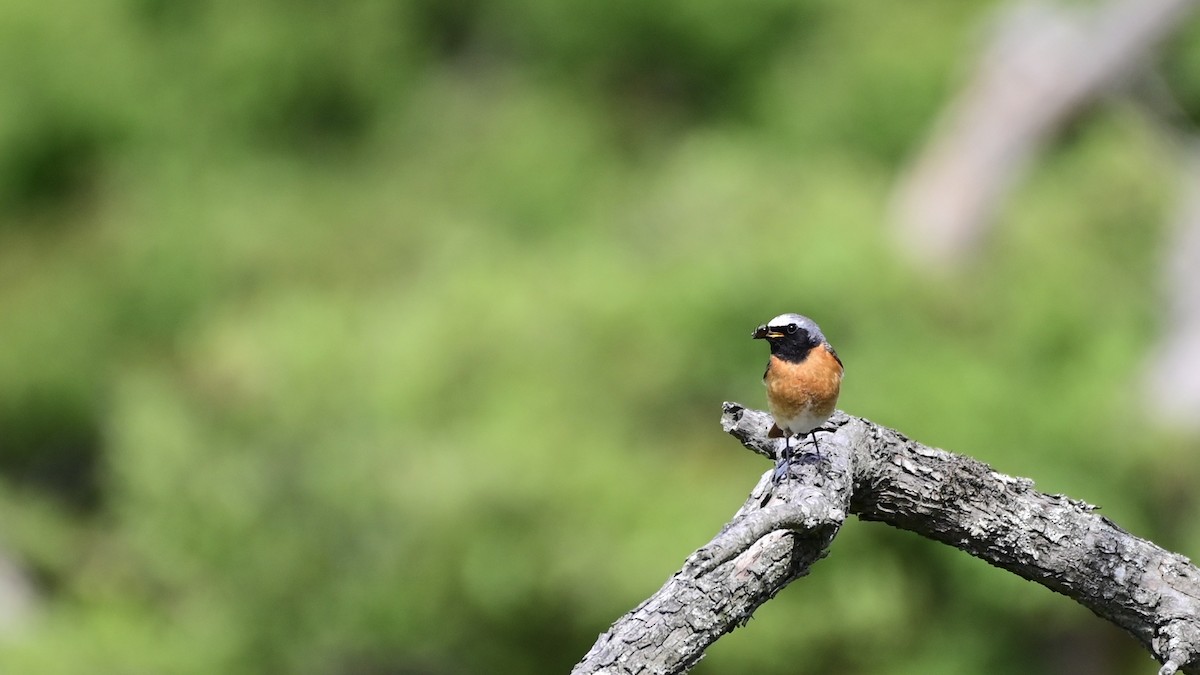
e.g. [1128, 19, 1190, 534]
[1144, 148, 1200, 427]
[0, 549, 36, 638]
[572, 405, 1200, 675]
[888, 0, 1200, 450]
[888, 0, 1200, 425]
[889, 0, 1197, 266]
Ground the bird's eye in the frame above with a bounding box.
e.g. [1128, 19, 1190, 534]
[786, 323, 799, 334]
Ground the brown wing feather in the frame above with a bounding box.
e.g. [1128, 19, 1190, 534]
[824, 343, 843, 371]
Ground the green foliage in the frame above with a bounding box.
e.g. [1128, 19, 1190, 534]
[0, 0, 1197, 673]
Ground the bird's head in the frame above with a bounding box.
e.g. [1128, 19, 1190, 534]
[753, 313, 826, 360]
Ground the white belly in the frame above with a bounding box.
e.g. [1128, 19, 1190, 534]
[769, 401, 829, 436]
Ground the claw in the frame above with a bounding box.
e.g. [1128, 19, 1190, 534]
[771, 459, 790, 483]
[772, 436, 796, 483]
[797, 430, 825, 465]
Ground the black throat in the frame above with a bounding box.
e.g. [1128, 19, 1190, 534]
[770, 333, 818, 363]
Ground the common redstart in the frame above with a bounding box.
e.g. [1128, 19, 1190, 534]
[752, 313, 843, 482]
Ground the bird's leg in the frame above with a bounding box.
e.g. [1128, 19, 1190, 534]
[771, 434, 794, 484]
[798, 429, 824, 464]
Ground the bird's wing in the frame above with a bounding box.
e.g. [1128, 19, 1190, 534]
[825, 343, 843, 372]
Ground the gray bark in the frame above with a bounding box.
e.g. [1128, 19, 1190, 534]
[571, 404, 1200, 675]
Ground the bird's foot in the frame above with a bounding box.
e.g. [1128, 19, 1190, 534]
[796, 450, 823, 465]
[771, 439, 794, 484]
[796, 431, 824, 465]
[771, 458, 791, 483]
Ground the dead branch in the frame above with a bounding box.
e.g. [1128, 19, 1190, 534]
[572, 405, 1200, 675]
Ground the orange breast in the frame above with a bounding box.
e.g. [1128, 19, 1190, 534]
[763, 346, 843, 434]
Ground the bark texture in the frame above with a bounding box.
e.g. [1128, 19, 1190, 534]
[571, 404, 1200, 675]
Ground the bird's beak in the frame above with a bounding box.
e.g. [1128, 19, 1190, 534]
[752, 325, 784, 339]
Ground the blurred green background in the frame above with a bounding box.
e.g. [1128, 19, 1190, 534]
[1, 0, 1199, 673]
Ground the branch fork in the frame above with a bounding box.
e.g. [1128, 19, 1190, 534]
[572, 404, 1200, 675]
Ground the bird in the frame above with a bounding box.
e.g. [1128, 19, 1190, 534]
[752, 313, 843, 482]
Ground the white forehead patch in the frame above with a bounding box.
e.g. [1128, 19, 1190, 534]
[769, 313, 805, 326]
[766, 313, 825, 342]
